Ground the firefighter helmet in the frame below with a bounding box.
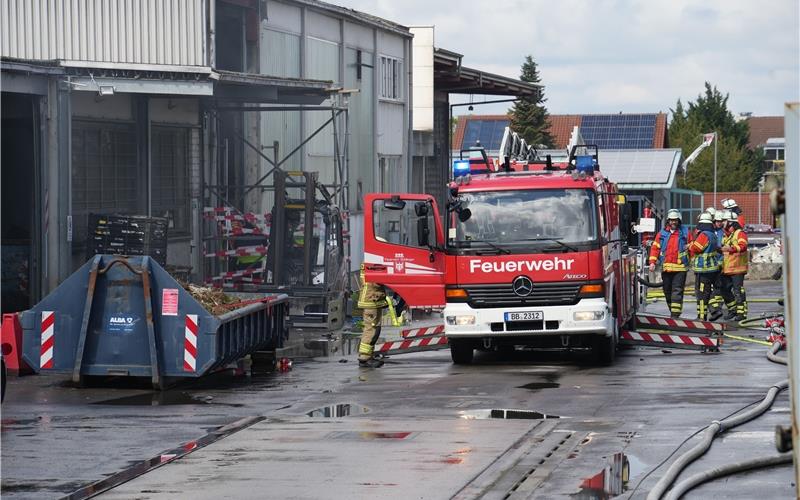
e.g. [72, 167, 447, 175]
[727, 212, 739, 222]
[713, 211, 724, 222]
[698, 212, 714, 224]
[722, 198, 738, 209]
[720, 209, 733, 221]
[666, 209, 681, 221]
[705, 207, 716, 216]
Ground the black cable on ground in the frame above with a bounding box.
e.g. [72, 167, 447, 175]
[645, 378, 788, 500]
[626, 398, 762, 500]
[641, 340, 789, 500]
[663, 453, 793, 500]
[638, 275, 664, 288]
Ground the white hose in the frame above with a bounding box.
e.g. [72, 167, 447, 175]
[663, 453, 793, 500]
[646, 375, 789, 500]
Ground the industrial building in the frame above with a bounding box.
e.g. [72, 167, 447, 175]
[0, 0, 413, 314]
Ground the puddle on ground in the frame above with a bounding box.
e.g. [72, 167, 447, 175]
[517, 382, 560, 390]
[306, 403, 370, 418]
[326, 431, 413, 440]
[459, 409, 560, 420]
[92, 392, 225, 406]
[574, 452, 642, 499]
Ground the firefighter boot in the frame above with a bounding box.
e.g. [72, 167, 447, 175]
[358, 308, 383, 367]
[358, 357, 385, 369]
[724, 301, 737, 320]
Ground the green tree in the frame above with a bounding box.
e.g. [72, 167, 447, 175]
[670, 83, 760, 192]
[509, 55, 554, 148]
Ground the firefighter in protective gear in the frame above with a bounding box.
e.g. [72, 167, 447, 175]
[649, 209, 692, 318]
[707, 210, 727, 320]
[720, 211, 749, 321]
[357, 264, 401, 368]
[721, 198, 746, 227]
[688, 212, 722, 320]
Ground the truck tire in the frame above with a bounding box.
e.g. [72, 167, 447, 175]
[450, 339, 474, 365]
[593, 334, 616, 365]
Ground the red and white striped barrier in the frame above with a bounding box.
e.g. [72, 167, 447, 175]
[184, 314, 198, 372]
[205, 213, 273, 224]
[207, 277, 266, 288]
[375, 335, 449, 355]
[636, 314, 725, 333]
[225, 226, 270, 236]
[401, 325, 445, 339]
[620, 330, 720, 351]
[208, 268, 265, 281]
[204, 245, 270, 258]
[40, 311, 55, 369]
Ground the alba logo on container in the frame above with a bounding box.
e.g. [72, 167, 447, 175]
[107, 315, 139, 335]
[469, 257, 575, 274]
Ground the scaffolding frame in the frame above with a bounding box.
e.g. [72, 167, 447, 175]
[202, 97, 351, 301]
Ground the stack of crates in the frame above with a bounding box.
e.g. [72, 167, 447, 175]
[88, 214, 168, 265]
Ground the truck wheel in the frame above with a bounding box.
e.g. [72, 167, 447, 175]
[593, 334, 616, 365]
[450, 339, 474, 365]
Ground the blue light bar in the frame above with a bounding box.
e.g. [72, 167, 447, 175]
[575, 155, 594, 174]
[453, 160, 470, 177]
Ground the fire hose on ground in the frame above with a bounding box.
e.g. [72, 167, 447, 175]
[643, 340, 790, 500]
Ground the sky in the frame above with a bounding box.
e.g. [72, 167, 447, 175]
[332, 0, 799, 117]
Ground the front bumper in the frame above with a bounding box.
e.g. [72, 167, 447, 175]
[444, 298, 612, 338]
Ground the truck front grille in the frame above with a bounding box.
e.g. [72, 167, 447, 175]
[463, 283, 582, 309]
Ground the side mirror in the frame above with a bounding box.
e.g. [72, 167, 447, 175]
[383, 196, 406, 210]
[417, 216, 430, 247]
[414, 201, 430, 217]
[458, 208, 472, 223]
[620, 204, 632, 238]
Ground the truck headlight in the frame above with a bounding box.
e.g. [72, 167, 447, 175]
[573, 311, 605, 321]
[446, 315, 476, 325]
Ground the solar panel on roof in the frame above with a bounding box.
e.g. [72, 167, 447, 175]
[580, 114, 657, 149]
[461, 119, 509, 150]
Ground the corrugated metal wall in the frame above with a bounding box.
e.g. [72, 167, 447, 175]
[0, 0, 208, 66]
[305, 36, 339, 186]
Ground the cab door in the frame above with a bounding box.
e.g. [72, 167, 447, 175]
[363, 193, 446, 308]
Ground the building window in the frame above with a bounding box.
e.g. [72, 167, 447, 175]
[379, 55, 402, 100]
[72, 121, 139, 245]
[151, 126, 192, 235]
[379, 156, 402, 193]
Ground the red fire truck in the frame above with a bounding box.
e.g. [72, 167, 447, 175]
[363, 136, 640, 364]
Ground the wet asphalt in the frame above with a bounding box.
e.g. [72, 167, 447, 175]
[1, 280, 794, 499]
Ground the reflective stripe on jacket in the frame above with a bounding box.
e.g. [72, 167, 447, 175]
[357, 264, 388, 309]
[649, 226, 690, 272]
[722, 229, 748, 275]
[690, 230, 721, 273]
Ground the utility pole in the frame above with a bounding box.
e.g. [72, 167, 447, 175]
[713, 131, 718, 205]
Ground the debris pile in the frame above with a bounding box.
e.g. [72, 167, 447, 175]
[179, 281, 239, 315]
[751, 241, 782, 264]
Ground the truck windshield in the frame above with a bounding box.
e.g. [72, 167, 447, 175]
[449, 189, 598, 252]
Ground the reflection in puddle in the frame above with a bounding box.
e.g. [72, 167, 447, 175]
[93, 392, 216, 406]
[306, 403, 370, 418]
[517, 382, 560, 390]
[460, 409, 560, 420]
[574, 452, 632, 499]
[327, 431, 413, 440]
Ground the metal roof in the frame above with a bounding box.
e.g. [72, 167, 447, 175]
[213, 70, 333, 104]
[434, 49, 540, 97]
[597, 149, 683, 189]
[288, 0, 412, 37]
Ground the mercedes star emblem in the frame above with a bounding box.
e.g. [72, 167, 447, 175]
[512, 276, 533, 297]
